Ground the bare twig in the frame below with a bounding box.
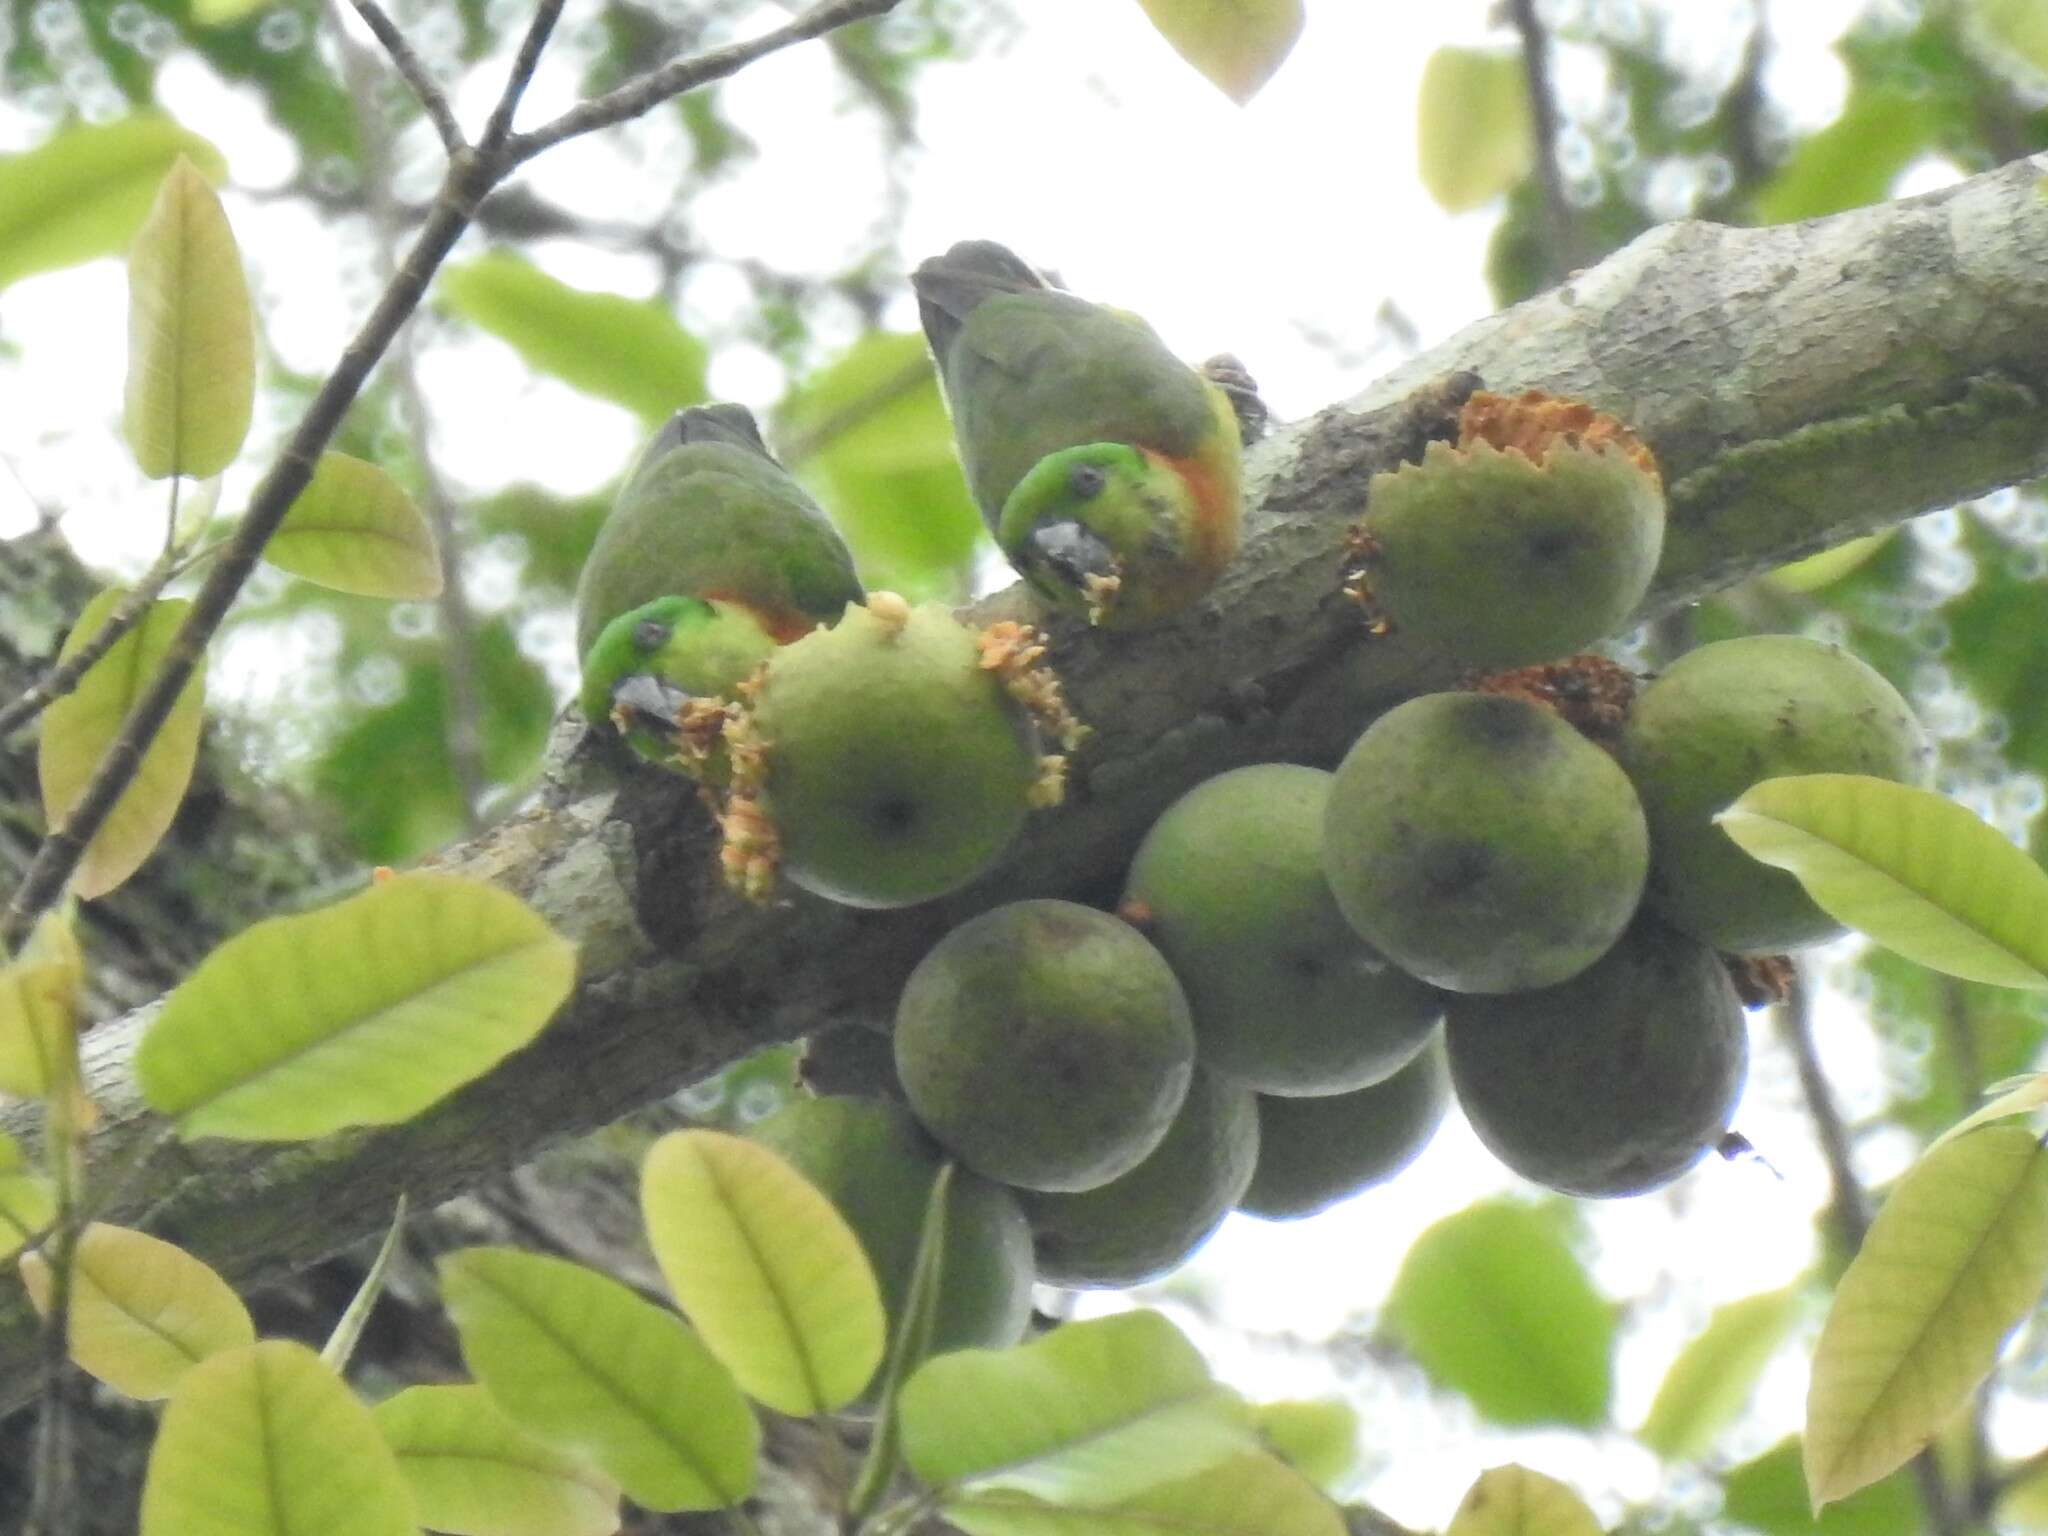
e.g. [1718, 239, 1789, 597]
[346, 0, 465, 153]
[1507, 0, 1583, 286]
[777, 353, 932, 467]
[506, 0, 902, 165]
[1716, 0, 1772, 207]
[0, 542, 183, 741]
[478, 0, 569, 155]
[1779, 970, 1966, 1535]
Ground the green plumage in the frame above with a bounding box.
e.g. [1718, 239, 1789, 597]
[574, 404, 863, 659]
[913, 242, 1220, 523]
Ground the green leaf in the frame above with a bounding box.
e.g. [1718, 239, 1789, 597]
[0, 115, 226, 291]
[0, 1132, 56, 1263]
[778, 331, 988, 604]
[1928, 1072, 2048, 1153]
[265, 453, 444, 599]
[1805, 1124, 2048, 1508]
[19, 1221, 255, 1400]
[135, 871, 576, 1140]
[1970, 0, 2048, 74]
[1443, 1465, 1601, 1536]
[192, 0, 272, 23]
[437, 252, 707, 421]
[1381, 1200, 1613, 1428]
[942, 1451, 1344, 1536]
[374, 1383, 622, 1536]
[140, 1339, 414, 1536]
[1753, 84, 1938, 225]
[1416, 48, 1534, 214]
[1767, 532, 1895, 594]
[1637, 1286, 1805, 1461]
[37, 591, 207, 900]
[0, 908, 83, 1098]
[439, 1248, 758, 1513]
[1999, 1451, 2048, 1531]
[123, 155, 255, 479]
[1722, 1437, 1920, 1536]
[322, 1196, 407, 1374]
[1130, 0, 1305, 104]
[640, 1128, 885, 1415]
[1250, 1400, 1359, 1493]
[900, 1309, 1254, 1504]
[1717, 774, 2048, 990]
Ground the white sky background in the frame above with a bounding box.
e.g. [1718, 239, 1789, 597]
[3, 0, 2041, 1525]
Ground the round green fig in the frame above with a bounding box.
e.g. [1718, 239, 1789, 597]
[1124, 764, 1442, 1095]
[1444, 918, 1747, 1198]
[895, 900, 1195, 1193]
[725, 598, 1074, 908]
[748, 1096, 1033, 1360]
[1020, 1068, 1258, 1289]
[1357, 392, 1664, 669]
[1323, 691, 1649, 994]
[1239, 1035, 1451, 1220]
[1618, 634, 1932, 953]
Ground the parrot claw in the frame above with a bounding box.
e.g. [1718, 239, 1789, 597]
[1200, 353, 1268, 446]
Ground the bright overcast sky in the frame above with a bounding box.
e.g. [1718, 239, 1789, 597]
[3, 0, 2012, 1523]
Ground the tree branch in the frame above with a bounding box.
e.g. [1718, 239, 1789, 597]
[344, 0, 466, 153]
[0, 543, 183, 742]
[478, 0, 567, 155]
[1, 155, 2046, 1410]
[1508, 0, 1583, 286]
[504, 0, 903, 165]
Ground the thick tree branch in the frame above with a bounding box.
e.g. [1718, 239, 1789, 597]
[1, 156, 2045, 1410]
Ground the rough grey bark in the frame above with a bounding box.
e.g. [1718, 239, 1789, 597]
[2, 152, 2046, 1435]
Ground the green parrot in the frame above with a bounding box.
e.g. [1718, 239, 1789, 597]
[913, 240, 1247, 628]
[574, 403, 863, 757]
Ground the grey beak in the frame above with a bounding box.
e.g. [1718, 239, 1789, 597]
[1028, 520, 1118, 590]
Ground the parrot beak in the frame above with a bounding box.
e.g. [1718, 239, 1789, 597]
[1027, 520, 1119, 595]
[609, 672, 697, 738]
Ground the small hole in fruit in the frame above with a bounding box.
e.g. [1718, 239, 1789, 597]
[869, 796, 920, 835]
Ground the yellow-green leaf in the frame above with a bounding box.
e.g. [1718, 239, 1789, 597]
[1637, 1286, 1805, 1461]
[1717, 774, 2048, 990]
[1132, 0, 1305, 104]
[140, 1339, 414, 1536]
[1444, 1465, 1601, 1536]
[265, 453, 443, 599]
[1971, 0, 2048, 74]
[0, 115, 226, 291]
[1767, 531, 1895, 594]
[135, 871, 576, 1140]
[1805, 1123, 2048, 1509]
[0, 1132, 55, 1262]
[0, 908, 83, 1098]
[375, 1383, 622, 1536]
[943, 1451, 1344, 1536]
[641, 1129, 885, 1416]
[192, 0, 270, 22]
[38, 590, 207, 901]
[901, 1310, 1254, 1504]
[123, 155, 254, 479]
[439, 1247, 758, 1513]
[1251, 1400, 1360, 1493]
[1417, 48, 1534, 213]
[19, 1222, 254, 1399]
[438, 252, 707, 421]
[2000, 1450, 2048, 1531]
[1930, 1073, 2048, 1154]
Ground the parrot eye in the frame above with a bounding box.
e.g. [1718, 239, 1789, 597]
[633, 619, 672, 651]
[1066, 463, 1107, 500]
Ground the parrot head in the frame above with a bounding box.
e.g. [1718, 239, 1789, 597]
[580, 595, 780, 766]
[997, 443, 1203, 628]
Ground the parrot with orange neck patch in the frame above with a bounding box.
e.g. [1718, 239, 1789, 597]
[913, 240, 1254, 629]
[575, 404, 863, 764]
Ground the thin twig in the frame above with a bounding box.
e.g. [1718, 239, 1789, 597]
[0, 541, 184, 741]
[346, 0, 465, 152]
[506, 0, 902, 165]
[478, 0, 569, 155]
[338, 17, 490, 831]
[1716, 0, 1772, 208]
[778, 353, 932, 467]
[26, 1065, 86, 1536]
[1507, 0, 1582, 286]
[1779, 971, 1966, 1535]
